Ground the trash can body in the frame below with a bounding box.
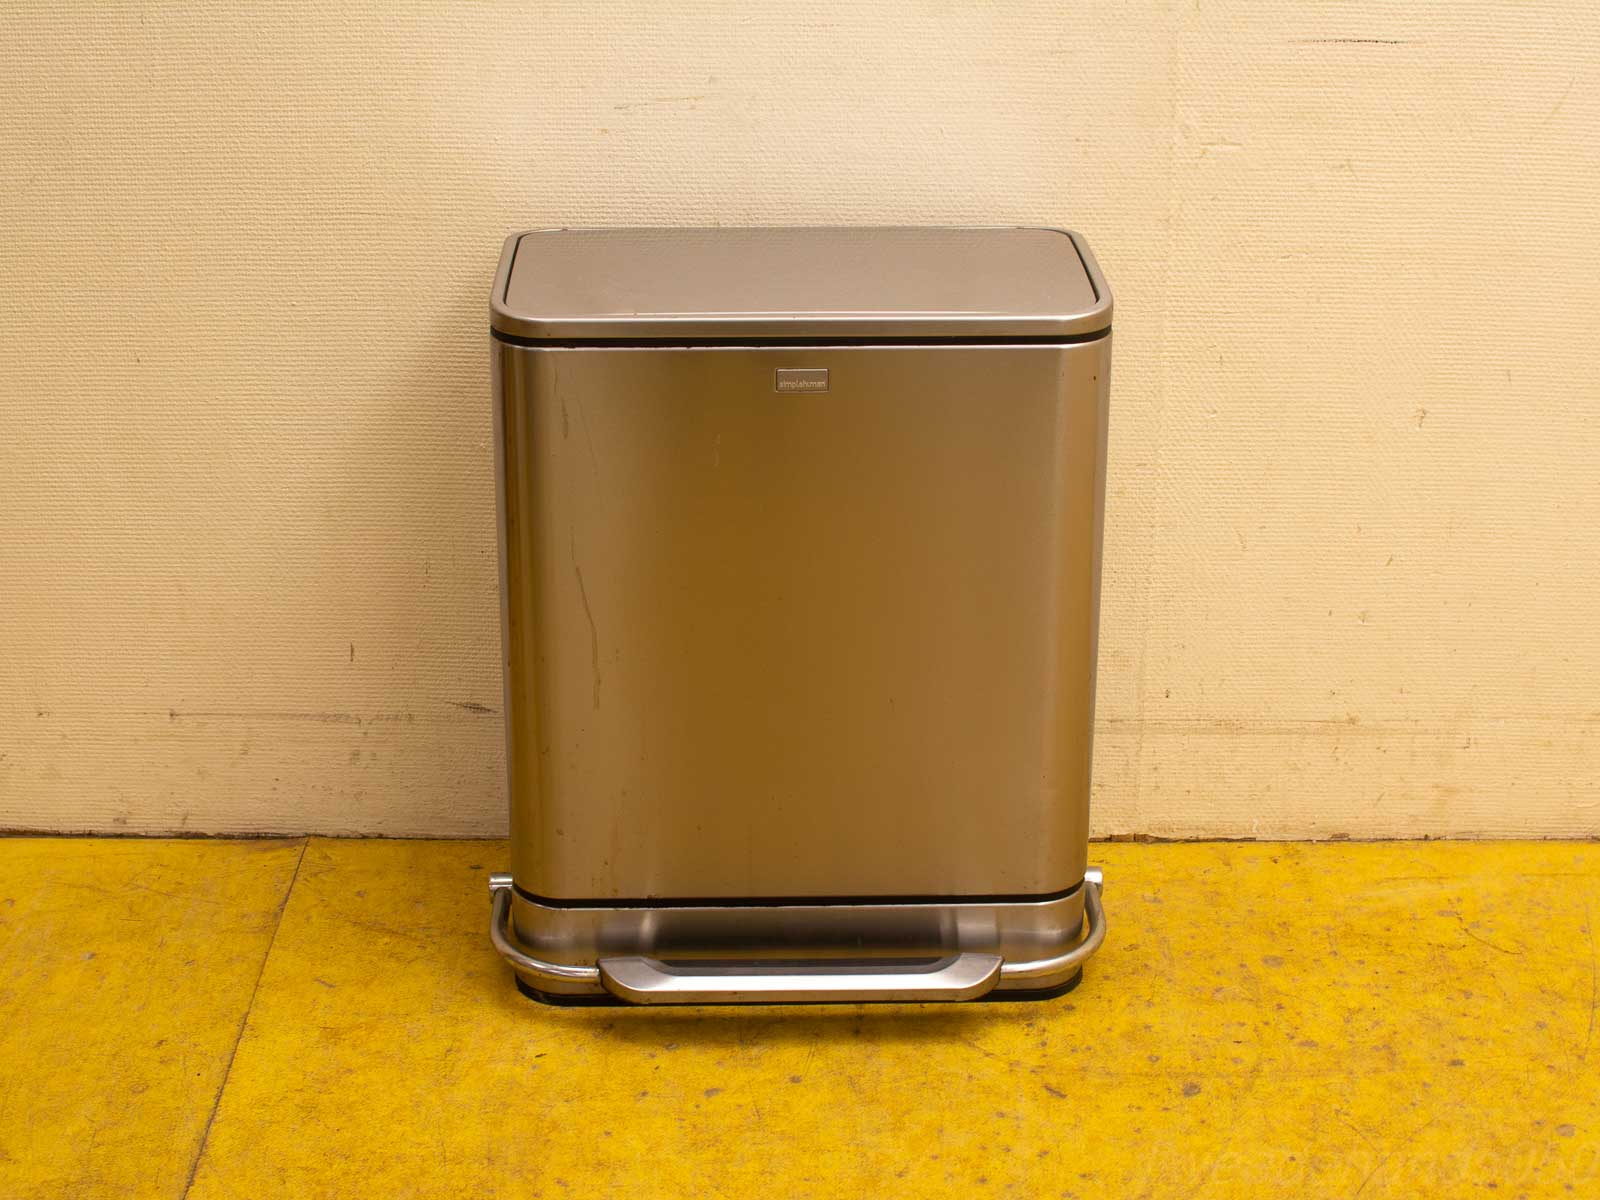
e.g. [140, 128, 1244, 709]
[488, 228, 1111, 1004]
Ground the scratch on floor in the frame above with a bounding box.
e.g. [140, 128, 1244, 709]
[1447, 912, 1520, 956]
[1351, 1116, 1437, 1198]
[180, 838, 308, 1198]
[1582, 900, 1596, 1064]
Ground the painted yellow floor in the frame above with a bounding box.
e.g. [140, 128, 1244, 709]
[1, 839, 1597, 1198]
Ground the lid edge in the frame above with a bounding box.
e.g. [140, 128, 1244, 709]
[489, 227, 1113, 340]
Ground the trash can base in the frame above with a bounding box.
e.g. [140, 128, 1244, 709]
[512, 968, 1084, 1007]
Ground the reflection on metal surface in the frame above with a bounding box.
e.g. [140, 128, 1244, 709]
[498, 342, 1109, 901]
[598, 953, 1004, 1005]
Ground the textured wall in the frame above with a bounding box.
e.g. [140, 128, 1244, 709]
[2, 2, 1598, 837]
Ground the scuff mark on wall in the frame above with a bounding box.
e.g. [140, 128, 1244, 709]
[1290, 37, 1413, 46]
[167, 711, 416, 726]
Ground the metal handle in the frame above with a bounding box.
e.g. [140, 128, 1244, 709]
[489, 876, 601, 984]
[598, 952, 1003, 1004]
[998, 869, 1106, 983]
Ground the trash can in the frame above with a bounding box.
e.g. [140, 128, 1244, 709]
[487, 227, 1110, 1004]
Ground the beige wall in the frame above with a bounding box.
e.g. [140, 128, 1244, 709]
[3, 2, 1598, 837]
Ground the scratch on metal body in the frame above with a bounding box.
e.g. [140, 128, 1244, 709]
[571, 528, 601, 710]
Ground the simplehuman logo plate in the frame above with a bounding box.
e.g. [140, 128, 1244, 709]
[774, 368, 829, 394]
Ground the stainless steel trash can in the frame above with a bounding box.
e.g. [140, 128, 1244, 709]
[487, 227, 1110, 1005]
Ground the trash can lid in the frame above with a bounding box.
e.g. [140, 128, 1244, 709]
[490, 227, 1110, 343]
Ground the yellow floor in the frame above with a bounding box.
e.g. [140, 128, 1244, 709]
[1, 839, 1597, 1198]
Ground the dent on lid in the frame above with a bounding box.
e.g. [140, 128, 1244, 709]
[493, 227, 1109, 341]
